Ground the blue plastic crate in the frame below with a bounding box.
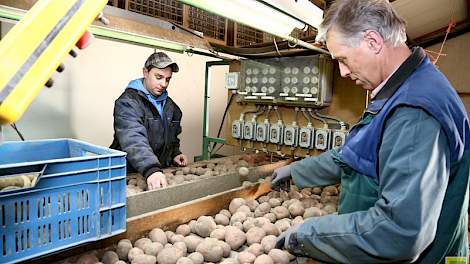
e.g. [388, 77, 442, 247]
[0, 139, 127, 263]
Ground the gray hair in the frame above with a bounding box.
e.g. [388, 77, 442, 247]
[316, 0, 407, 47]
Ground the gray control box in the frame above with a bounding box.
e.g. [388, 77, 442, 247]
[298, 127, 314, 148]
[243, 121, 256, 140]
[231, 120, 243, 139]
[314, 128, 330, 150]
[255, 123, 270, 142]
[269, 123, 284, 144]
[331, 130, 347, 148]
[283, 126, 298, 146]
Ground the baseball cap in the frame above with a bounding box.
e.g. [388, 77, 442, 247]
[144, 52, 179, 72]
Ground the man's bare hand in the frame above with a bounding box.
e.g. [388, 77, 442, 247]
[147, 171, 167, 190]
[174, 154, 188, 166]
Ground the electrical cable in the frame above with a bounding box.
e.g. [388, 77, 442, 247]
[308, 109, 327, 126]
[300, 108, 311, 124]
[10, 123, 25, 141]
[273, 39, 282, 56]
[210, 92, 234, 153]
[315, 110, 347, 129]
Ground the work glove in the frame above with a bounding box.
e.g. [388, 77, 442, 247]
[275, 224, 300, 253]
[270, 164, 292, 191]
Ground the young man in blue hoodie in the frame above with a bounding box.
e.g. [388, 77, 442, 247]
[111, 52, 187, 190]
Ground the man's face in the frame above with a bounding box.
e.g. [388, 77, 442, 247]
[143, 67, 173, 96]
[326, 29, 381, 90]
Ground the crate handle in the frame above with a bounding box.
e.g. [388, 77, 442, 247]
[0, 164, 47, 193]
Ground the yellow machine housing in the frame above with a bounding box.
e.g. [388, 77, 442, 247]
[0, 0, 107, 124]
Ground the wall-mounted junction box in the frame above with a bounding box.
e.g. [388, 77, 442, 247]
[255, 122, 270, 142]
[315, 128, 330, 150]
[269, 123, 284, 144]
[298, 127, 314, 149]
[243, 121, 256, 140]
[231, 120, 243, 139]
[283, 126, 298, 146]
[331, 130, 347, 148]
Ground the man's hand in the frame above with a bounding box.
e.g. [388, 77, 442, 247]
[147, 171, 168, 190]
[173, 154, 188, 166]
[270, 164, 292, 191]
[275, 224, 300, 252]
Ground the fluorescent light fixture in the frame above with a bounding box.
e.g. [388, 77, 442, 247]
[259, 0, 323, 29]
[179, 0, 306, 37]
[179, 0, 328, 54]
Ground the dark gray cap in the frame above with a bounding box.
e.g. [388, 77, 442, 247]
[144, 52, 179, 72]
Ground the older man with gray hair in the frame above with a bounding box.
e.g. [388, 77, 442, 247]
[270, 0, 470, 262]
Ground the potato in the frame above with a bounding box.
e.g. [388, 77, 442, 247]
[143, 242, 163, 256]
[300, 188, 312, 197]
[231, 212, 248, 224]
[215, 214, 230, 226]
[149, 228, 167, 245]
[322, 186, 339, 196]
[182, 167, 191, 174]
[136, 179, 147, 190]
[76, 253, 99, 264]
[247, 243, 264, 257]
[254, 217, 270, 228]
[128, 179, 137, 186]
[245, 200, 260, 211]
[195, 216, 216, 237]
[300, 198, 317, 208]
[225, 226, 246, 250]
[183, 235, 203, 253]
[128, 247, 144, 262]
[171, 234, 185, 244]
[264, 213, 276, 223]
[288, 202, 305, 217]
[189, 220, 197, 233]
[229, 198, 246, 214]
[312, 187, 322, 195]
[102, 251, 119, 264]
[322, 204, 337, 214]
[261, 223, 280, 236]
[258, 196, 270, 203]
[116, 239, 133, 260]
[166, 231, 176, 241]
[219, 209, 232, 218]
[210, 228, 226, 240]
[237, 205, 252, 214]
[274, 219, 291, 232]
[176, 257, 193, 264]
[175, 224, 191, 236]
[254, 254, 273, 264]
[268, 199, 281, 207]
[174, 241, 188, 256]
[135, 238, 152, 250]
[218, 240, 231, 257]
[303, 207, 322, 219]
[238, 251, 256, 263]
[196, 238, 224, 262]
[187, 252, 204, 264]
[232, 221, 244, 231]
[131, 254, 156, 264]
[268, 249, 289, 264]
[261, 235, 277, 253]
[238, 167, 249, 177]
[272, 206, 289, 220]
[243, 218, 256, 232]
[221, 259, 240, 264]
[288, 190, 303, 200]
[254, 202, 271, 217]
[246, 227, 266, 245]
[292, 216, 304, 226]
[115, 261, 126, 264]
[157, 247, 184, 264]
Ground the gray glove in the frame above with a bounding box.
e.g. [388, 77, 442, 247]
[275, 224, 300, 253]
[270, 164, 292, 191]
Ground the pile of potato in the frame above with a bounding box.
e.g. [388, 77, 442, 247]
[0, 173, 39, 191]
[78, 184, 339, 264]
[126, 156, 269, 196]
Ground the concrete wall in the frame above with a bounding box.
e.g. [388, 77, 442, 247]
[1, 21, 235, 161]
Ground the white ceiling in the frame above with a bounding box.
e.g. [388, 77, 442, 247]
[392, 0, 468, 40]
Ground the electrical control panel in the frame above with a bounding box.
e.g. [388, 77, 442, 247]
[237, 55, 333, 107]
[283, 126, 298, 146]
[298, 126, 314, 149]
[231, 120, 243, 139]
[314, 128, 330, 150]
[243, 121, 256, 140]
[255, 122, 270, 142]
[331, 130, 347, 148]
[269, 123, 284, 144]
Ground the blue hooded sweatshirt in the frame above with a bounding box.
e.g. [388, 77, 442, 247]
[127, 78, 168, 119]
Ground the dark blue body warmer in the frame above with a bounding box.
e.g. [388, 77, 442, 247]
[339, 48, 470, 180]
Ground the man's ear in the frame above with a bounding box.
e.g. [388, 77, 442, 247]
[364, 30, 383, 54]
[142, 67, 149, 77]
